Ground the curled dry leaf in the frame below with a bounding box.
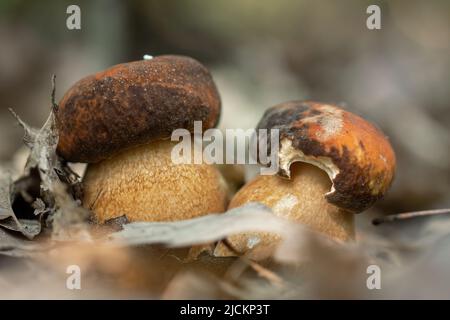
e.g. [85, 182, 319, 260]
[1, 78, 88, 254]
[108, 202, 335, 263]
[0, 168, 14, 220]
[108, 203, 295, 247]
[0, 167, 41, 239]
[9, 108, 60, 194]
[6, 103, 86, 242]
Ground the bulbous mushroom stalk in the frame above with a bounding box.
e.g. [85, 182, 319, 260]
[215, 101, 396, 260]
[55, 55, 228, 222]
[83, 140, 227, 223]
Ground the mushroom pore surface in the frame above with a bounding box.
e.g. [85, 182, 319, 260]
[83, 140, 228, 223]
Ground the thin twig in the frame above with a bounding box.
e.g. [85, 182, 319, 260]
[223, 239, 285, 287]
[51, 74, 58, 112]
[89, 189, 104, 211]
[373, 209, 450, 225]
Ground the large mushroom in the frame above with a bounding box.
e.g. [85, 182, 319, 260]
[215, 101, 396, 259]
[55, 55, 228, 223]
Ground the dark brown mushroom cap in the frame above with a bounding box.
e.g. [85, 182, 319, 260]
[56, 55, 221, 163]
[257, 101, 396, 213]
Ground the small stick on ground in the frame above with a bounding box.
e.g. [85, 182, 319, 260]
[51, 74, 58, 112]
[373, 209, 450, 225]
[223, 239, 285, 287]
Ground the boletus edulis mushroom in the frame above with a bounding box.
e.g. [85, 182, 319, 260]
[55, 55, 228, 223]
[215, 101, 396, 260]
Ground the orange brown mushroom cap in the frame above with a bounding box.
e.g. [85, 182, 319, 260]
[256, 101, 396, 213]
[56, 55, 221, 163]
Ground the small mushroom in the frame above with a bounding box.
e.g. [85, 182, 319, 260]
[55, 55, 228, 223]
[215, 101, 396, 259]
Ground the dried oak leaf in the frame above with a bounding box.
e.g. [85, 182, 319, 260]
[107, 203, 291, 247]
[0, 167, 40, 239]
[9, 108, 60, 194]
[8, 103, 87, 241]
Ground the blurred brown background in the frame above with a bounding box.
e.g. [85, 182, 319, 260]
[1, 0, 449, 216]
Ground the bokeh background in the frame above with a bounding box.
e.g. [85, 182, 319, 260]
[1, 0, 449, 219]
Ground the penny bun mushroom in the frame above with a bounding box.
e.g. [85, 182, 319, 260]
[55, 55, 228, 223]
[215, 101, 396, 259]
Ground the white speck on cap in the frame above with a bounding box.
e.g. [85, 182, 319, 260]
[143, 54, 153, 60]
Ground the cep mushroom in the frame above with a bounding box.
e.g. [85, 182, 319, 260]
[215, 101, 396, 259]
[55, 55, 228, 223]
